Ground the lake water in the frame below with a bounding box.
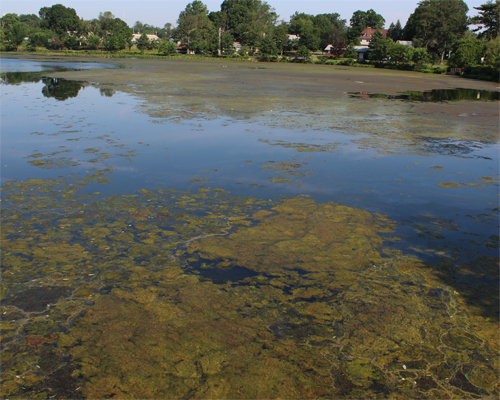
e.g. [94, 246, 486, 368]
[1, 57, 499, 399]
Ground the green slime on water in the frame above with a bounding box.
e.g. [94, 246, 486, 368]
[0, 178, 498, 399]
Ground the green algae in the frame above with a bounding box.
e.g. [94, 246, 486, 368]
[1, 177, 499, 399]
[21, 57, 496, 160]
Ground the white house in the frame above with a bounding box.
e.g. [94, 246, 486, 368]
[132, 33, 160, 43]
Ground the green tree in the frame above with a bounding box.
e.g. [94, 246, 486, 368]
[471, 1, 499, 40]
[258, 35, 278, 57]
[387, 20, 403, 41]
[106, 33, 126, 51]
[221, 0, 277, 47]
[87, 35, 101, 50]
[158, 41, 177, 55]
[297, 45, 311, 60]
[298, 22, 321, 51]
[64, 33, 80, 50]
[176, 1, 213, 54]
[19, 14, 41, 30]
[39, 4, 80, 36]
[136, 32, 150, 53]
[28, 31, 49, 48]
[344, 44, 358, 58]
[314, 13, 347, 49]
[368, 30, 394, 60]
[448, 37, 483, 68]
[273, 22, 289, 55]
[405, 0, 469, 64]
[348, 9, 385, 43]
[412, 47, 429, 65]
[5, 22, 26, 51]
[0, 13, 20, 31]
[483, 36, 500, 66]
[389, 43, 414, 62]
[163, 22, 173, 39]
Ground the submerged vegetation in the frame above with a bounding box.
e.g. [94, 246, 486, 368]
[1, 177, 499, 399]
[1, 51, 498, 399]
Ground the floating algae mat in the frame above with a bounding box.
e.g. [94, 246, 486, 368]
[1, 178, 499, 399]
[1, 57, 499, 399]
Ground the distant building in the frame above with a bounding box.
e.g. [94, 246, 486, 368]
[351, 27, 389, 59]
[132, 33, 160, 43]
[358, 27, 388, 46]
[396, 40, 414, 47]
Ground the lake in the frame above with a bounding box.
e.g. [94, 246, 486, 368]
[1, 56, 499, 399]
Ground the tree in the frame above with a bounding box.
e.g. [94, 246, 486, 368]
[368, 30, 394, 60]
[5, 22, 26, 51]
[348, 9, 385, 43]
[28, 31, 49, 48]
[87, 35, 101, 50]
[176, 1, 213, 54]
[297, 45, 311, 61]
[163, 23, 173, 39]
[325, 27, 346, 46]
[158, 41, 177, 55]
[389, 43, 414, 62]
[273, 22, 289, 56]
[96, 17, 132, 50]
[471, 1, 499, 40]
[221, 0, 277, 47]
[136, 32, 150, 53]
[298, 21, 321, 51]
[19, 14, 41, 30]
[39, 4, 80, 36]
[106, 32, 126, 51]
[258, 36, 278, 57]
[412, 47, 429, 65]
[448, 37, 483, 68]
[64, 34, 80, 50]
[405, 0, 469, 64]
[328, 42, 347, 56]
[313, 13, 347, 49]
[387, 20, 403, 41]
[0, 13, 20, 31]
[483, 36, 500, 66]
[344, 44, 358, 58]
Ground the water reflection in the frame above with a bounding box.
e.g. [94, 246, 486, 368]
[350, 88, 500, 101]
[41, 78, 86, 101]
[0, 71, 43, 85]
[1, 72, 114, 100]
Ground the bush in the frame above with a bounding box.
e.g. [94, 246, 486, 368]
[432, 66, 447, 74]
[462, 65, 500, 82]
[448, 38, 483, 68]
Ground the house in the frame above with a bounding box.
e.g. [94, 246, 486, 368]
[233, 41, 242, 52]
[324, 44, 346, 56]
[396, 40, 414, 47]
[352, 27, 389, 59]
[358, 27, 388, 46]
[132, 33, 160, 43]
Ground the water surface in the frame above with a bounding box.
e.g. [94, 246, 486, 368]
[1, 58, 498, 399]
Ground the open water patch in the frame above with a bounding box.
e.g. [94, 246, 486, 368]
[349, 88, 500, 102]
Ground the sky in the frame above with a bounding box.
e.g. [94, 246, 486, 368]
[0, 0, 487, 29]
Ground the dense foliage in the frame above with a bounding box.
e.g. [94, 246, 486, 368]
[0, 0, 498, 79]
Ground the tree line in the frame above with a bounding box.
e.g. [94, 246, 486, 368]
[1, 0, 498, 68]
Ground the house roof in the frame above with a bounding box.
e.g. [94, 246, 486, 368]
[132, 33, 160, 42]
[359, 27, 388, 39]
